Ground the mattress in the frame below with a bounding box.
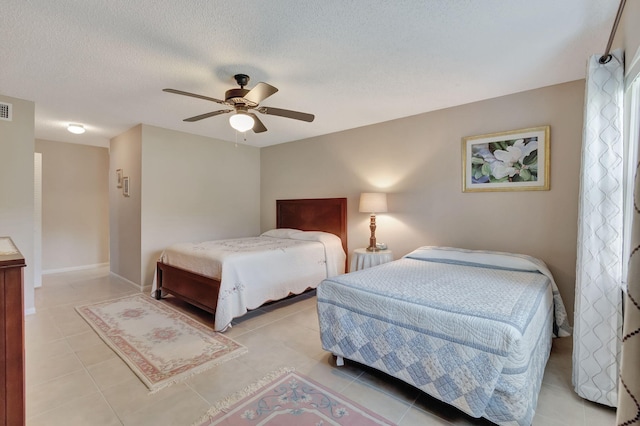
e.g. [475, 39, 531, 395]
[317, 246, 571, 426]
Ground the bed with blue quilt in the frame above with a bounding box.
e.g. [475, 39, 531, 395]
[317, 246, 571, 426]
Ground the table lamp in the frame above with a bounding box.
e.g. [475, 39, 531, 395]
[359, 192, 388, 251]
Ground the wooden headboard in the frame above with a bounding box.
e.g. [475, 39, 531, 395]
[276, 198, 348, 256]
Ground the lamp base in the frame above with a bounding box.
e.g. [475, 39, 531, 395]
[367, 214, 378, 252]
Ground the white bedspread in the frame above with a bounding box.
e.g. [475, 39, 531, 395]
[154, 230, 345, 331]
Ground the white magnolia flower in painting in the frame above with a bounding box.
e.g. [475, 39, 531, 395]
[491, 139, 537, 179]
[491, 162, 518, 179]
[472, 144, 496, 163]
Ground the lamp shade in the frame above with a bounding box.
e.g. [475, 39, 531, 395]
[229, 112, 255, 132]
[359, 192, 388, 213]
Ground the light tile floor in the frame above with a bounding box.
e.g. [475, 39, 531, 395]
[25, 267, 616, 425]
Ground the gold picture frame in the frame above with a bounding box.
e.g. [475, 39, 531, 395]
[462, 126, 550, 192]
[122, 177, 130, 197]
[116, 169, 123, 188]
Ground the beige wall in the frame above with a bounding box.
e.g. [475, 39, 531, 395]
[109, 125, 142, 286]
[620, 0, 640, 67]
[261, 80, 584, 320]
[109, 124, 261, 288]
[0, 94, 35, 313]
[35, 139, 109, 271]
[140, 125, 261, 287]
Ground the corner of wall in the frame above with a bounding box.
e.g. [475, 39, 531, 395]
[109, 125, 143, 287]
[0, 94, 36, 312]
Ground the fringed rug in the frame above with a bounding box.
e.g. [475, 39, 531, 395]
[195, 368, 396, 426]
[76, 294, 246, 393]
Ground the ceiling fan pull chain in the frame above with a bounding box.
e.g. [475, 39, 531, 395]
[233, 130, 248, 147]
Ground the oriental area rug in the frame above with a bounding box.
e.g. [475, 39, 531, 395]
[76, 294, 246, 393]
[195, 368, 396, 426]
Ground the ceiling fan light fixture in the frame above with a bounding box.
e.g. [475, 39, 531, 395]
[229, 112, 254, 132]
[67, 123, 85, 134]
[164, 74, 314, 134]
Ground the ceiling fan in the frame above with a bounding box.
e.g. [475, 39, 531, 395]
[163, 74, 315, 133]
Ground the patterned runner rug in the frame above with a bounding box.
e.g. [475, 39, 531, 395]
[76, 294, 246, 393]
[195, 368, 396, 425]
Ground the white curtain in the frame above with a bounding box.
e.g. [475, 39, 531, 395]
[573, 49, 625, 407]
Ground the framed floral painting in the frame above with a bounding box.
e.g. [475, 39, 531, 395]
[462, 126, 550, 192]
[122, 176, 130, 197]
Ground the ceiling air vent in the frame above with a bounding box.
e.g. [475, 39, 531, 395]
[0, 102, 12, 121]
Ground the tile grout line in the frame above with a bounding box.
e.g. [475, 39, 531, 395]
[65, 307, 126, 425]
[44, 277, 126, 424]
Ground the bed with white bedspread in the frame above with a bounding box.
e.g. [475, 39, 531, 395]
[155, 229, 345, 331]
[317, 246, 571, 426]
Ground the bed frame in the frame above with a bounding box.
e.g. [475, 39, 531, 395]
[155, 197, 347, 317]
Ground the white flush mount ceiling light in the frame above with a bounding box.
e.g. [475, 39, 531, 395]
[229, 111, 255, 132]
[67, 123, 85, 134]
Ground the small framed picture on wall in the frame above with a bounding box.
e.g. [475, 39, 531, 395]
[462, 126, 550, 192]
[116, 169, 123, 188]
[123, 177, 130, 197]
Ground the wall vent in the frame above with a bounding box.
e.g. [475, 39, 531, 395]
[0, 102, 12, 121]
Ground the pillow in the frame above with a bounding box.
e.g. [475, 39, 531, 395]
[260, 228, 303, 239]
[405, 246, 540, 272]
[289, 230, 341, 244]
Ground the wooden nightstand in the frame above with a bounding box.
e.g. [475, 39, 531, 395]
[350, 248, 394, 272]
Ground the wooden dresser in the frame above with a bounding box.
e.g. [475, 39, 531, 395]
[0, 237, 26, 426]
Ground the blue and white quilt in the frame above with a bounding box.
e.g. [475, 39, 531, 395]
[317, 246, 571, 426]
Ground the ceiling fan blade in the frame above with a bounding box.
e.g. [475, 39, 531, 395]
[183, 110, 232, 122]
[258, 106, 315, 122]
[244, 82, 278, 104]
[249, 113, 267, 133]
[163, 88, 228, 105]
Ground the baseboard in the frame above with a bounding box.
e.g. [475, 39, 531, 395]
[42, 262, 110, 275]
[109, 272, 141, 291]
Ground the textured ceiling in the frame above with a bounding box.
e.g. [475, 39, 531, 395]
[1, 1, 617, 148]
